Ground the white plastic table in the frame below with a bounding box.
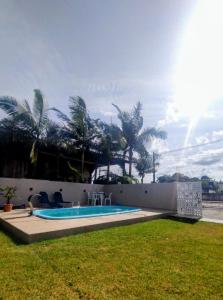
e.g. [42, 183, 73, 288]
[91, 192, 105, 206]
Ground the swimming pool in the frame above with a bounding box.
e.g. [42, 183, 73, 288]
[33, 206, 141, 220]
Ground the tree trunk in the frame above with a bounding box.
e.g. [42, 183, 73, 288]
[94, 167, 97, 182]
[122, 150, 127, 176]
[129, 147, 133, 177]
[107, 160, 110, 183]
[141, 175, 144, 184]
[81, 150, 85, 182]
[152, 152, 156, 183]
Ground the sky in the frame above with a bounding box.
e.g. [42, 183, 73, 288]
[1, 0, 223, 181]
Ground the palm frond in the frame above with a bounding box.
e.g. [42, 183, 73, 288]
[112, 103, 122, 115]
[30, 141, 38, 164]
[132, 101, 142, 119]
[132, 101, 143, 132]
[23, 99, 32, 113]
[138, 127, 167, 143]
[69, 96, 86, 120]
[112, 103, 126, 124]
[0, 96, 21, 115]
[51, 108, 71, 123]
[32, 89, 49, 139]
[16, 99, 36, 129]
[33, 89, 45, 121]
[68, 161, 81, 178]
[70, 96, 86, 110]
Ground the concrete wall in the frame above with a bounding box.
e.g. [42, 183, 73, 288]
[0, 178, 177, 211]
[104, 183, 177, 211]
[0, 178, 103, 207]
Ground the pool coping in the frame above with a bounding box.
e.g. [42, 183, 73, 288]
[0, 208, 172, 243]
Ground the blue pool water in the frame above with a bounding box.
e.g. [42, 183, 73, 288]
[33, 206, 141, 220]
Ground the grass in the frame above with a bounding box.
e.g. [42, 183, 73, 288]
[0, 219, 222, 300]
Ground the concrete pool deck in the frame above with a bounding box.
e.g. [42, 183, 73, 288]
[0, 208, 172, 243]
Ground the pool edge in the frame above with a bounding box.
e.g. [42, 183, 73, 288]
[0, 209, 172, 244]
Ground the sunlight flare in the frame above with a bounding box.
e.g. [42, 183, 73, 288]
[174, 0, 223, 147]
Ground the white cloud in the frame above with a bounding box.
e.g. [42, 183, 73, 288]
[212, 130, 223, 139]
[100, 111, 116, 117]
[157, 101, 180, 127]
[195, 135, 210, 144]
[149, 139, 169, 153]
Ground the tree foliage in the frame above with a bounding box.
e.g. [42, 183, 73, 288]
[113, 101, 166, 176]
[52, 96, 100, 182]
[0, 90, 167, 183]
[135, 153, 153, 183]
[0, 90, 50, 163]
[157, 173, 199, 183]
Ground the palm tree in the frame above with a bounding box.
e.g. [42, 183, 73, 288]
[53, 96, 99, 182]
[0, 89, 50, 164]
[113, 102, 167, 177]
[97, 122, 126, 182]
[44, 120, 63, 148]
[135, 151, 159, 183]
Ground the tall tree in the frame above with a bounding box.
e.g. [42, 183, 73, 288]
[135, 152, 153, 183]
[157, 173, 200, 183]
[0, 89, 50, 163]
[53, 96, 99, 182]
[113, 102, 167, 176]
[97, 122, 126, 182]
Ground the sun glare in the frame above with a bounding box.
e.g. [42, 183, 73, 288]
[174, 0, 223, 146]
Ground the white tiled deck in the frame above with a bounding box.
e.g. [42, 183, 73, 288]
[0, 208, 172, 243]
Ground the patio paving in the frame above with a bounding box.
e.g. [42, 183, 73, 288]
[0, 208, 172, 243]
[202, 201, 223, 224]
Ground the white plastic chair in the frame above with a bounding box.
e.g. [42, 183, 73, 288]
[98, 192, 104, 206]
[92, 192, 99, 206]
[104, 193, 112, 205]
[87, 192, 93, 206]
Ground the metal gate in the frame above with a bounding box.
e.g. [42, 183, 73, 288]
[177, 182, 202, 219]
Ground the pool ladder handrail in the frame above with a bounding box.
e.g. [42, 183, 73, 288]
[27, 194, 41, 215]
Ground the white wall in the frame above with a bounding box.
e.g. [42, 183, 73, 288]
[0, 178, 177, 211]
[104, 183, 177, 211]
[0, 178, 103, 207]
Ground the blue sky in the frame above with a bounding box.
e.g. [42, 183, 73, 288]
[1, 0, 223, 180]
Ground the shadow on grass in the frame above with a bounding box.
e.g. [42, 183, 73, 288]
[166, 215, 200, 224]
[0, 228, 26, 246]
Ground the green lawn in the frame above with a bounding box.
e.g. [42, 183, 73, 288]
[0, 219, 222, 300]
